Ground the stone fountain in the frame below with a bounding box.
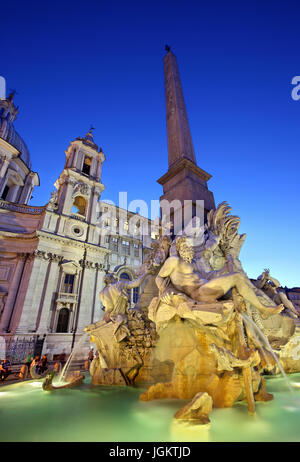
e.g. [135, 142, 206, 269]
[84, 202, 300, 424]
[45, 48, 300, 424]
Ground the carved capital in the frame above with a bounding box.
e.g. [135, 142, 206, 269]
[48, 253, 63, 263]
[34, 250, 48, 260]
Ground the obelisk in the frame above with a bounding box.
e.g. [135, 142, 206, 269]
[157, 46, 215, 235]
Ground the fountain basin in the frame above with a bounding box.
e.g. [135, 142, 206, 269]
[0, 373, 300, 442]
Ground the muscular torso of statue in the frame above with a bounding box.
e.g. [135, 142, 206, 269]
[158, 256, 207, 298]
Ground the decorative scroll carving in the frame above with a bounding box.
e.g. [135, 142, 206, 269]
[72, 182, 90, 198]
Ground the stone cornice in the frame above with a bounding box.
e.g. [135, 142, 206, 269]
[157, 158, 212, 186]
[56, 169, 105, 191]
[34, 250, 106, 271]
[36, 230, 110, 254]
[34, 250, 63, 263]
[0, 137, 19, 156]
[0, 230, 38, 242]
[79, 259, 105, 271]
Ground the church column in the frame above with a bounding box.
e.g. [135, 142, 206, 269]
[8, 252, 35, 333]
[94, 269, 105, 322]
[73, 148, 80, 170]
[89, 187, 102, 226]
[96, 158, 102, 181]
[56, 177, 76, 219]
[16, 251, 49, 333]
[19, 173, 34, 205]
[0, 254, 25, 332]
[36, 254, 62, 334]
[76, 261, 95, 331]
[0, 156, 10, 180]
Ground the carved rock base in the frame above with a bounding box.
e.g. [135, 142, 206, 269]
[174, 392, 213, 424]
[91, 368, 128, 386]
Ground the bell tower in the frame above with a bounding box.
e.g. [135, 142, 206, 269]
[43, 128, 105, 245]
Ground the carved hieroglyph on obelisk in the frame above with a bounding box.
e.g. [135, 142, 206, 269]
[157, 46, 215, 235]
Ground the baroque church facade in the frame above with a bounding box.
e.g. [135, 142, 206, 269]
[0, 91, 154, 359]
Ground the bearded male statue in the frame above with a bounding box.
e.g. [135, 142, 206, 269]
[155, 236, 284, 319]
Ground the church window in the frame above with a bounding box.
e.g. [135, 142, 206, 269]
[110, 237, 118, 251]
[64, 274, 74, 293]
[82, 156, 92, 175]
[72, 196, 86, 216]
[121, 240, 130, 255]
[56, 308, 70, 333]
[120, 272, 130, 280]
[133, 243, 139, 257]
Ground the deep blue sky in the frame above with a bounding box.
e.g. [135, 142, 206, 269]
[2, 0, 300, 287]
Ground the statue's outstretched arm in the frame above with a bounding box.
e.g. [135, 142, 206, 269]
[126, 271, 149, 290]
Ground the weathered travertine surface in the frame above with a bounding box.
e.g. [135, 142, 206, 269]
[174, 392, 213, 424]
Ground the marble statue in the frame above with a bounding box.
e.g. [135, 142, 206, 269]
[86, 270, 150, 343]
[254, 269, 298, 319]
[155, 236, 283, 320]
[136, 235, 171, 277]
[46, 191, 58, 211]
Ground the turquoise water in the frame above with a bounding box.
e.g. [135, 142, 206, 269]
[0, 374, 300, 442]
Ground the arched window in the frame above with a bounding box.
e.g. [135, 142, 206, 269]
[72, 195, 86, 216]
[82, 156, 92, 175]
[56, 308, 70, 333]
[120, 272, 130, 281]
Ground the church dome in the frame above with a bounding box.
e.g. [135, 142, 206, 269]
[0, 92, 32, 169]
[2, 124, 31, 169]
